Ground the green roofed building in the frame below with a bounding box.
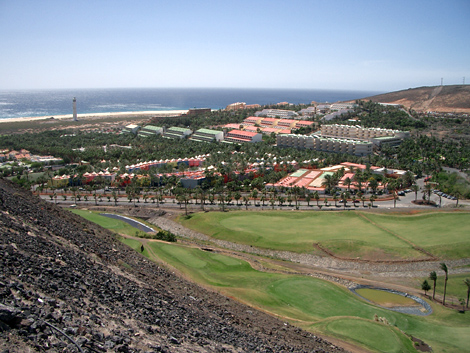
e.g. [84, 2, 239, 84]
[163, 127, 193, 139]
[191, 128, 223, 143]
[138, 125, 164, 138]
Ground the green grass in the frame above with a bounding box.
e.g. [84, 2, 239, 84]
[143, 241, 470, 353]
[356, 288, 418, 307]
[179, 210, 470, 260]
[73, 209, 470, 352]
[365, 212, 470, 259]
[311, 318, 416, 353]
[422, 273, 470, 304]
[179, 211, 431, 260]
[69, 209, 143, 236]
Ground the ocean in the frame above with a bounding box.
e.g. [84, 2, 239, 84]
[0, 88, 382, 120]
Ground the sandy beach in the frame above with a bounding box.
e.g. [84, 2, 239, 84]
[0, 110, 189, 124]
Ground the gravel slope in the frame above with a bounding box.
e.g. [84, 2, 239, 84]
[0, 178, 345, 353]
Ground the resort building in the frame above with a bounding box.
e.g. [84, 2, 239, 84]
[244, 116, 262, 125]
[298, 106, 316, 116]
[224, 130, 262, 143]
[121, 124, 140, 134]
[330, 102, 357, 111]
[163, 127, 193, 139]
[187, 108, 211, 116]
[226, 102, 246, 110]
[138, 125, 164, 138]
[255, 109, 299, 119]
[321, 124, 409, 140]
[191, 128, 224, 143]
[277, 133, 373, 156]
[320, 124, 410, 146]
[244, 126, 290, 135]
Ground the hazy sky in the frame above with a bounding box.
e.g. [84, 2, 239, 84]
[1, 0, 469, 91]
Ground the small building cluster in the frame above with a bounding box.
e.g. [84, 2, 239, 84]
[0, 149, 62, 164]
[122, 124, 262, 144]
[223, 117, 315, 136]
[266, 162, 408, 194]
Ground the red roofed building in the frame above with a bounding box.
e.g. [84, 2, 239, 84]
[295, 120, 315, 128]
[225, 130, 262, 143]
[260, 117, 278, 126]
[224, 123, 242, 130]
[340, 162, 380, 172]
[277, 119, 296, 128]
[244, 116, 261, 124]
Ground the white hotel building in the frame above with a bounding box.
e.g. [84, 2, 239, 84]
[277, 134, 372, 156]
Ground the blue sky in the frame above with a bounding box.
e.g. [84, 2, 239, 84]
[1, 0, 469, 91]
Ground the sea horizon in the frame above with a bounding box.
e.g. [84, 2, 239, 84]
[0, 87, 383, 120]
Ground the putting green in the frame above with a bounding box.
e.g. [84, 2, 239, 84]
[311, 318, 416, 353]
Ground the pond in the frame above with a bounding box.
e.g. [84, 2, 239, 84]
[350, 285, 433, 316]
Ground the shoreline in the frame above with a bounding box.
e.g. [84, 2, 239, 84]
[0, 110, 189, 124]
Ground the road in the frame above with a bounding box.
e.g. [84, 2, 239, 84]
[40, 178, 469, 211]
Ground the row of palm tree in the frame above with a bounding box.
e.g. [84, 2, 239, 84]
[422, 263, 470, 309]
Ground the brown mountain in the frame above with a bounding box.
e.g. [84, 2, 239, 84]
[362, 85, 470, 113]
[0, 178, 344, 353]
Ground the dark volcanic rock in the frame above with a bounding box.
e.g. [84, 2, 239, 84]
[0, 179, 346, 352]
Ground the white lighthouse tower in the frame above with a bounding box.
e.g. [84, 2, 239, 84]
[73, 97, 77, 121]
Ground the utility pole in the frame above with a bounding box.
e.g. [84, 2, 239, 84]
[440, 78, 443, 86]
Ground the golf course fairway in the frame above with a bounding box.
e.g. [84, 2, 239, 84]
[124, 239, 470, 353]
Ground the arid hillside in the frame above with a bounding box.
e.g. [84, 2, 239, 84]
[0, 178, 344, 353]
[363, 85, 470, 113]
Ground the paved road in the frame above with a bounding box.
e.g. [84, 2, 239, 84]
[40, 178, 469, 211]
[100, 213, 156, 233]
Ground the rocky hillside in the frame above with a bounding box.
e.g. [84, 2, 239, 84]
[0, 178, 344, 353]
[363, 85, 470, 113]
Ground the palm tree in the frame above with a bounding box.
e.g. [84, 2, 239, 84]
[305, 193, 311, 207]
[260, 195, 266, 207]
[368, 177, 378, 194]
[453, 191, 461, 207]
[429, 271, 437, 300]
[361, 195, 366, 207]
[234, 191, 242, 206]
[333, 194, 338, 207]
[464, 278, 470, 308]
[370, 194, 377, 207]
[411, 183, 419, 201]
[422, 183, 433, 204]
[421, 280, 431, 296]
[393, 190, 399, 208]
[314, 191, 320, 207]
[243, 196, 249, 210]
[341, 192, 348, 210]
[344, 177, 352, 192]
[440, 263, 448, 305]
[321, 174, 337, 195]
